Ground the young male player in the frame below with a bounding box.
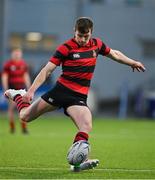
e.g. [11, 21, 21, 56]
[4, 17, 145, 170]
[2, 48, 31, 134]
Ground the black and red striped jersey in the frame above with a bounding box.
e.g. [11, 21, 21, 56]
[50, 37, 110, 95]
[2, 59, 28, 89]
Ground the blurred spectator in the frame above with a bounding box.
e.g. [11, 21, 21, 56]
[1, 48, 31, 134]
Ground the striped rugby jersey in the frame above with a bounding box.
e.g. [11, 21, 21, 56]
[50, 37, 110, 95]
[3, 59, 28, 89]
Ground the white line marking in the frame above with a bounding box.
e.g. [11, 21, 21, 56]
[0, 167, 60, 171]
[0, 167, 154, 172]
[96, 168, 155, 172]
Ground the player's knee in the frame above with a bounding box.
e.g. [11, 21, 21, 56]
[83, 121, 92, 132]
[19, 110, 30, 122]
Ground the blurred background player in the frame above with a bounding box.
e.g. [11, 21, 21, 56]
[2, 48, 31, 134]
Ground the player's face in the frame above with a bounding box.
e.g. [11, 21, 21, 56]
[11, 50, 23, 60]
[74, 29, 92, 46]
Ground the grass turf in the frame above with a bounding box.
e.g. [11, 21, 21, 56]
[0, 114, 155, 179]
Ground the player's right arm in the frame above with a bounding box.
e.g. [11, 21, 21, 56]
[23, 62, 56, 102]
[23, 43, 68, 102]
[1, 72, 9, 91]
[2, 62, 9, 91]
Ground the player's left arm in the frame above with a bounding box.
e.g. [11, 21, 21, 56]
[24, 72, 31, 89]
[106, 49, 146, 72]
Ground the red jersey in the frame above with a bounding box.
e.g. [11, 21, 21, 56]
[3, 59, 28, 89]
[50, 38, 110, 95]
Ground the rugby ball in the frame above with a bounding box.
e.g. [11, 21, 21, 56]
[67, 140, 90, 166]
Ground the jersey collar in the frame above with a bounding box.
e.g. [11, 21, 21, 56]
[72, 38, 93, 48]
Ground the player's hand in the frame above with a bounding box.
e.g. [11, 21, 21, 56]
[22, 91, 34, 103]
[131, 61, 146, 72]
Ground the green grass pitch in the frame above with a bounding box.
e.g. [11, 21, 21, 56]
[0, 114, 155, 179]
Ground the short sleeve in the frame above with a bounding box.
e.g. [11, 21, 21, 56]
[23, 61, 28, 72]
[2, 62, 10, 74]
[96, 38, 110, 56]
[49, 44, 69, 66]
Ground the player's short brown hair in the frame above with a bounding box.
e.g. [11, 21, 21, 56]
[75, 17, 93, 33]
[12, 48, 22, 52]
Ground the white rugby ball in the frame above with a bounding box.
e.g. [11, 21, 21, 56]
[67, 140, 90, 166]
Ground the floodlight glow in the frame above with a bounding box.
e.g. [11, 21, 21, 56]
[26, 32, 42, 41]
